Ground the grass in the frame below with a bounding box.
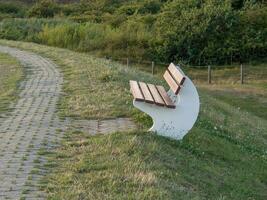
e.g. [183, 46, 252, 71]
[0, 40, 266, 199]
[201, 84, 267, 119]
[0, 52, 23, 114]
[41, 87, 267, 199]
[0, 40, 162, 120]
[115, 59, 267, 85]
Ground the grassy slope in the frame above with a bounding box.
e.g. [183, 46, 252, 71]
[0, 40, 162, 120]
[0, 52, 23, 114]
[0, 40, 266, 199]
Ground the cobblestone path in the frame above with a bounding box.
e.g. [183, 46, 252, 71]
[71, 118, 136, 135]
[0, 46, 64, 200]
[0, 46, 137, 199]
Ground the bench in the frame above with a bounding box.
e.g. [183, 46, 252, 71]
[129, 63, 200, 140]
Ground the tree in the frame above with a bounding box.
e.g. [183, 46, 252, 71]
[153, 0, 238, 64]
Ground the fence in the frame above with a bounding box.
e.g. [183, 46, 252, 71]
[108, 57, 267, 85]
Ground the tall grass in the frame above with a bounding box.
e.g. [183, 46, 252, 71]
[0, 18, 153, 59]
[0, 18, 69, 42]
[0, 52, 23, 114]
[39, 20, 153, 59]
[38, 23, 111, 51]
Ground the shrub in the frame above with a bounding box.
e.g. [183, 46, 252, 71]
[28, 0, 60, 18]
[38, 21, 153, 59]
[0, 2, 26, 18]
[0, 18, 68, 42]
[0, 0, 265, 65]
[239, 4, 267, 61]
[153, 0, 260, 64]
[39, 23, 82, 49]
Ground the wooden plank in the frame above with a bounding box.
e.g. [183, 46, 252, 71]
[168, 63, 186, 85]
[147, 84, 165, 106]
[129, 80, 144, 101]
[139, 82, 154, 103]
[163, 70, 180, 95]
[156, 86, 175, 109]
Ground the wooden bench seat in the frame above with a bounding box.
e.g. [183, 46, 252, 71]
[130, 80, 175, 108]
[129, 63, 186, 109]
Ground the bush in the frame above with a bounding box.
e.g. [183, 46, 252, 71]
[28, 0, 60, 18]
[39, 23, 83, 49]
[0, 18, 68, 42]
[38, 21, 152, 59]
[0, 0, 265, 65]
[153, 0, 266, 64]
[239, 4, 267, 61]
[0, 2, 26, 18]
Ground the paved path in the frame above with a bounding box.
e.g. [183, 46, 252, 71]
[71, 118, 136, 135]
[0, 46, 64, 199]
[0, 46, 137, 199]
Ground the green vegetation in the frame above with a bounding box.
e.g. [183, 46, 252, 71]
[0, 40, 160, 119]
[0, 18, 69, 41]
[0, 1, 266, 200]
[28, 0, 60, 18]
[0, 0, 266, 65]
[0, 52, 23, 113]
[0, 40, 266, 199]
[0, 1, 26, 20]
[202, 84, 267, 119]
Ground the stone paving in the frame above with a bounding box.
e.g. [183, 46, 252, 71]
[0, 46, 65, 200]
[71, 118, 137, 135]
[0, 46, 137, 200]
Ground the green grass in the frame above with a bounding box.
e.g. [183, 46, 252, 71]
[115, 59, 267, 85]
[201, 84, 267, 119]
[0, 40, 163, 120]
[0, 52, 23, 114]
[0, 40, 266, 199]
[41, 88, 267, 199]
[42, 127, 266, 200]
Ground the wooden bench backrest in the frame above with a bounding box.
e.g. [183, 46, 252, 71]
[163, 63, 186, 95]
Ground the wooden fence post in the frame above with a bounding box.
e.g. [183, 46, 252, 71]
[240, 64, 244, 84]
[152, 61, 155, 75]
[208, 65, 211, 84]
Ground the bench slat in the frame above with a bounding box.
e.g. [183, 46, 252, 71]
[163, 70, 180, 95]
[147, 84, 165, 106]
[156, 86, 176, 109]
[168, 63, 186, 85]
[139, 82, 154, 103]
[130, 80, 144, 101]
